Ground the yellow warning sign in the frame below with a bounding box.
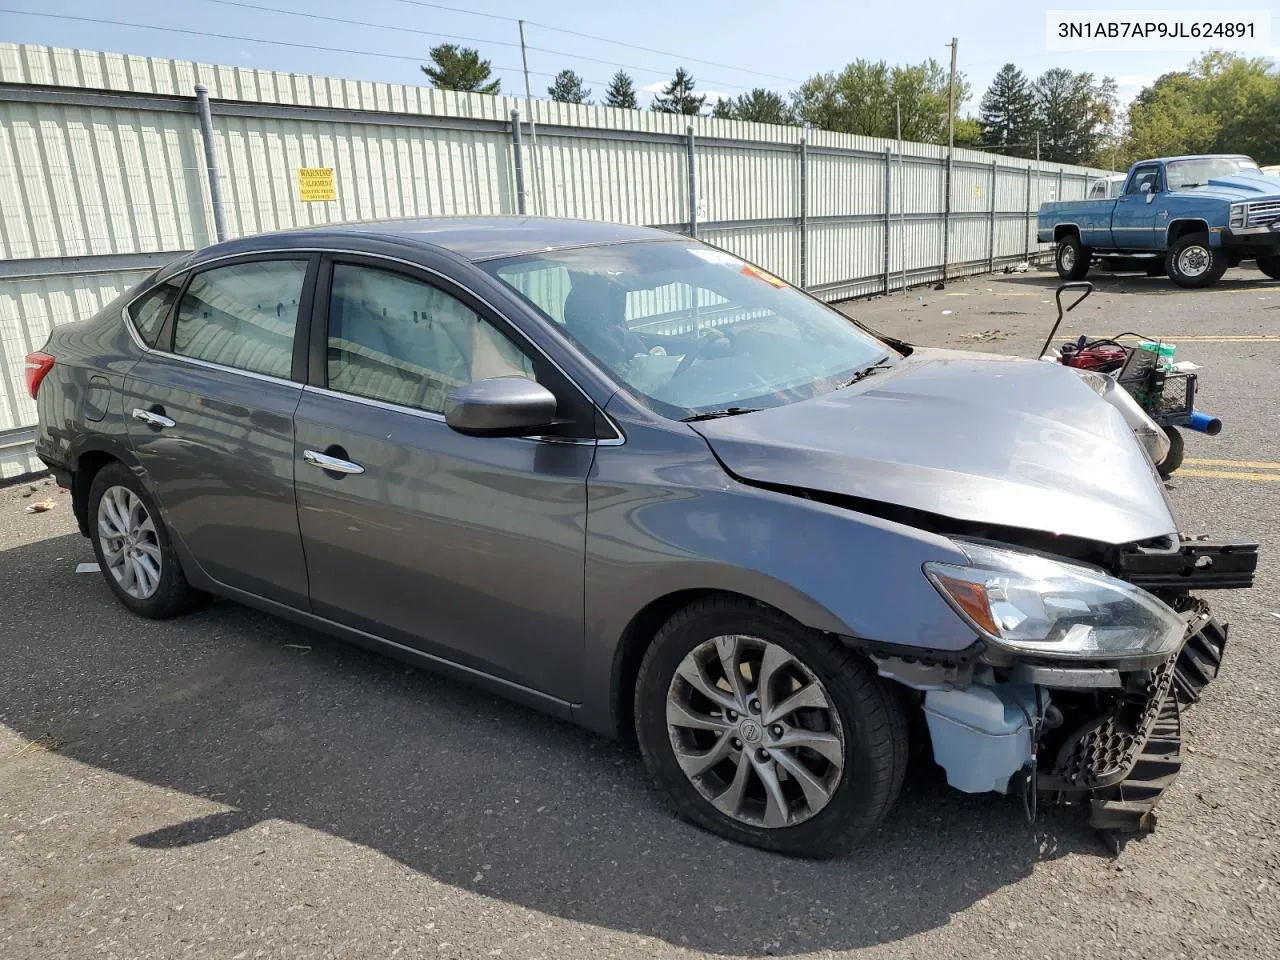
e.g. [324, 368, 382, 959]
[297, 167, 336, 202]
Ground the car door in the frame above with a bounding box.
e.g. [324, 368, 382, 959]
[122, 254, 317, 609]
[1111, 164, 1164, 249]
[292, 254, 597, 703]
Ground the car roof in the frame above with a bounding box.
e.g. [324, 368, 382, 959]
[187, 216, 678, 266]
[1140, 154, 1255, 165]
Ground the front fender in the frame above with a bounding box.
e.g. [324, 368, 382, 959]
[576, 417, 976, 735]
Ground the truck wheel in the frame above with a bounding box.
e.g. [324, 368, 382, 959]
[1055, 235, 1091, 280]
[1166, 234, 1228, 288]
[1257, 255, 1280, 280]
[1157, 426, 1184, 480]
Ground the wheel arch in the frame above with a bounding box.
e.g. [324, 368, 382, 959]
[1053, 224, 1082, 243]
[1166, 219, 1209, 245]
[69, 438, 141, 538]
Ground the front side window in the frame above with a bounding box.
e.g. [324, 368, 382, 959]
[483, 241, 893, 420]
[173, 260, 307, 378]
[128, 278, 184, 347]
[326, 264, 534, 414]
[1125, 167, 1161, 195]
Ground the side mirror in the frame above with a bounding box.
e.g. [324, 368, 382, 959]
[1139, 181, 1152, 194]
[444, 377, 557, 437]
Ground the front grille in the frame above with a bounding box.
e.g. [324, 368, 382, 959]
[1245, 200, 1280, 228]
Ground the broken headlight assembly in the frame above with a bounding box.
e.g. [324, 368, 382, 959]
[924, 541, 1185, 662]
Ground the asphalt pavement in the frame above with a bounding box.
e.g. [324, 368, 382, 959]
[1, 263, 1278, 959]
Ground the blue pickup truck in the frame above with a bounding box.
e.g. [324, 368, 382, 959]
[1038, 155, 1280, 288]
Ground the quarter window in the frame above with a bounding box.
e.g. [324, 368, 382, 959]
[129, 278, 184, 348]
[173, 260, 307, 378]
[325, 263, 535, 414]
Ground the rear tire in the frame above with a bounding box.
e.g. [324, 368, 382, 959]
[1257, 255, 1280, 280]
[88, 462, 203, 619]
[1157, 426, 1184, 479]
[1055, 235, 1091, 281]
[1166, 234, 1227, 288]
[634, 597, 908, 858]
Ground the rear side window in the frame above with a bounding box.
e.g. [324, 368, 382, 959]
[128, 279, 183, 348]
[174, 260, 308, 378]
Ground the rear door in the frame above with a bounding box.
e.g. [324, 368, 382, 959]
[122, 254, 316, 609]
[292, 254, 597, 702]
[1111, 164, 1164, 249]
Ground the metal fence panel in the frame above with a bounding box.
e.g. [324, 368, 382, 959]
[0, 42, 1116, 473]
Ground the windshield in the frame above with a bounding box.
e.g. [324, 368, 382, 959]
[1166, 157, 1259, 190]
[483, 241, 894, 419]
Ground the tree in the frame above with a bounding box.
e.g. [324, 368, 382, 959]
[954, 116, 982, 147]
[978, 63, 1035, 155]
[604, 70, 638, 109]
[1031, 68, 1117, 164]
[791, 58, 968, 142]
[651, 67, 706, 115]
[710, 88, 796, 125]
[421, 44, 500, 94]
[548, 69, 591, 104]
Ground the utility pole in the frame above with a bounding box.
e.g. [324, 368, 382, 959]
[942, 37, 957, 280]
[517, 20, 539, 215]
[897, 98, 906, 293]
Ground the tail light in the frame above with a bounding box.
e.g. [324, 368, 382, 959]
[24, 352, 55, 400]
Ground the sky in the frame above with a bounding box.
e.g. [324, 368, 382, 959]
[2, 1, 1278, 113]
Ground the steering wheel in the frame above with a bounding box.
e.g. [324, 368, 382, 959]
[672, 328, 732, 377]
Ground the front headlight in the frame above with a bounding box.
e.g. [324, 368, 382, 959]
[925, 541, 1185, 661]
[1229, 203, 1247, 229]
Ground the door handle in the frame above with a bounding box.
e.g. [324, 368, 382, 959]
[303, 449, 365, 475]
[131, 407, 175, 428]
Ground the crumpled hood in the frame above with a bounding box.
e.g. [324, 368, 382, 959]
[691, 349, 1177, 545]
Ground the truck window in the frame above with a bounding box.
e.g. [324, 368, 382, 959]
[1125, 166, 1161, 196]
[1089, 181, 1107, 200]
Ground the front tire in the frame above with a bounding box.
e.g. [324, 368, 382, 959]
[1055, 235, 1091, 281]
[88, 462, 203, 618]
[1257, 254, 1280, 280]
[634, 597, 908, 858]
[1166, 234, 1227, 288]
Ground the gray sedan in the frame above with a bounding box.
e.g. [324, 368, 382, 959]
[27, 218, 1253, 856]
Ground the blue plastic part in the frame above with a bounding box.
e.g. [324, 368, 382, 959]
[923, 683, 1043, 794]
[1187, 410, 1223, 436]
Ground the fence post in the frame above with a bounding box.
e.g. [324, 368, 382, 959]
[1057, 168, 1064, 204]
[988, 159, 997, 272]
[193, 84, 227, 243]
[799, 137, 808, 290]
[1024, 166, 1033, 259]
[510, 110, 526, 216]
[883, 148, 892, 294]
[686, 127, 698, 239]
[941, 151, 952, 281]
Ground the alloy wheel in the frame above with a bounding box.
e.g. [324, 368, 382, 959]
[665, 634, 845, 829]
[97, 485, 162, 600]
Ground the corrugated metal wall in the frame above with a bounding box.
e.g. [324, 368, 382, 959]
[0, 42, 1110, 477]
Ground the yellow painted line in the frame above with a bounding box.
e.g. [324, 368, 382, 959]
[1176, 468, 1280, 482]
[1184, 458, 1280, 470]
[1143, 335, 1280, 342]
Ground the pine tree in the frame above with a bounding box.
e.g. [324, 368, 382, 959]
[978, 63, 1034, 154]
[421, 45, 500, 95]
[604, 70, 638, 109]
[651, 67, 706, 115]
[548, 69, 591, 104]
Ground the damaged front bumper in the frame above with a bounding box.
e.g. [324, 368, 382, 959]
[877, 538, 1256, 837]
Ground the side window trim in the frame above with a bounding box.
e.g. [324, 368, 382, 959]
[156, 253, 319, 384]
[123, 274, 185, 351]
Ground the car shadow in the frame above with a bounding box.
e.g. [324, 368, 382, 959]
[1, 532, 1109, 956]
[992, 269, 1278, 295]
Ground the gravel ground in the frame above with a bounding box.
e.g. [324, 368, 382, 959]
[1, 264, 1278, 959]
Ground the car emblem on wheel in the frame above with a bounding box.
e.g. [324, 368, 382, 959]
[738, 718, 763, 744]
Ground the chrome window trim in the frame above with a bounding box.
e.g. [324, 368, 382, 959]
[121, 244, 626, 444]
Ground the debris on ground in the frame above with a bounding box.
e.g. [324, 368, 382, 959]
[957, 329, 1009, 343]
[24, 500, 57, 514]
[75, 562, 100, 574]
[941, 309, 953, 315]
[1003, 261, 1031, 274]
[933, 282, 945, 291]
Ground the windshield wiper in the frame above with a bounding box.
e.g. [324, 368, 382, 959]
[680, 407, 762, 422]
[839, 355, 895, 388]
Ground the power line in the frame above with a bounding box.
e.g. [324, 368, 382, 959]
[198, 0, 758, 92]
[375, 0, 803, 85]
[204, 0, 523, 49]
